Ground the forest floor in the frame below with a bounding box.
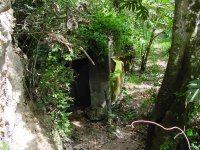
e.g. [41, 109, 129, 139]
[70, 45, 168, 150]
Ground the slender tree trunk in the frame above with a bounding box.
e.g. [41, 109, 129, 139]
[145, 0, 200, 149]
[141, 28, 155, 72]
[140, 28, 162, 72]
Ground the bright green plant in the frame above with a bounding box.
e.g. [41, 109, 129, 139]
[129, 0, 174, 72]
[0, 141, 9, 150]
[149, 64, 160, 74]
[126, 73, 142, 84]
[120, 0, 149, 19]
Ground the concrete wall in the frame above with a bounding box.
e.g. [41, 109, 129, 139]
[89, 61, 109, 107]
[84, 61, 110, 120]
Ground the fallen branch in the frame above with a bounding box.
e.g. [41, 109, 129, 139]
[48, 33, 73, 53]
[130, 120, 191, 150]
[78, 46, 95, 66]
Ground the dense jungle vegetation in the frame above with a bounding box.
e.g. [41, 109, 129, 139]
[11, 0, 200, 149]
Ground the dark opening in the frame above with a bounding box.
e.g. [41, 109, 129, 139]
[71, 58, 91, 107]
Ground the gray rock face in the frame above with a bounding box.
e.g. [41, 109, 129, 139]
[0, 6, 55, 150]
[0, 0, 11, 13]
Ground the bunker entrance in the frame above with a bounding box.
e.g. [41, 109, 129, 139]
[71, 58, 91, 107]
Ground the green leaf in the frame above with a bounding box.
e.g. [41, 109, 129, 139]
[186, 129, 194, 137]
[187, 77, 200, 104]
[190, 89, 199, 102]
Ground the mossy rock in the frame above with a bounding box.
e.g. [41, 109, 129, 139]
[110, 58, 124, 101]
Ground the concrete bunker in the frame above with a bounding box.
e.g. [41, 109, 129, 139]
[71, 57, 124, 120]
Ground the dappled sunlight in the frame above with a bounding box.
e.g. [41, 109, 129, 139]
[157, 59, 167, 69]
[113, 128, 132, 139]
[132, 83, 156, 90]
[124, 82, 159, 95]
[72, 120, 145, 150]
[71, 121, 83, 128]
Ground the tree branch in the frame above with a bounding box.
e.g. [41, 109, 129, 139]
[78, 46, 95, 66]
[48, 33, 95, 65]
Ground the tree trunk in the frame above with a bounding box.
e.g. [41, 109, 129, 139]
[140, 28, 162, 72]
[141, 28, 155, 72]
[145, 0, 200, 149]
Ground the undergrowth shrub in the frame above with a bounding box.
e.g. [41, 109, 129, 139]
[76, 7, 133, 59]
[126, 73, 142, 84]
[13, 0, 77, 140]
[38, 44, 74, 134]
[186, 77, 200, 149]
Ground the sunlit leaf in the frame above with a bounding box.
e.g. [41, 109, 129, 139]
[187, 77, 200, 104]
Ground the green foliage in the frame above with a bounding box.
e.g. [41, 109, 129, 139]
[186, 77, 200, 149]
[14, 0, 76, 34]
[13, 0, 176, 148]
[139, 89, 157, 117]
[160, 140, 174, 150]
[132, 0, 174, 66]
[149, 64, 161, 74]
[191, 142, 200, 150]
[110, 89, 136, 126]
[126, 71, 161, 85]
[187, 77, 200, 104]
[186, 128, 198, 138]
[126, 73, 142, 84]
[14, 0, 77, 140]
[186, 127, 200, 150]
[76, 7, 133, 58]
[153, 38, 171, 59]
[178, 97, 200, 150]
[112, 103, 136, 124]
[0, 141, 9, 150]
[140, 89, 156, 106]
[38, 45, 74, 134]
[120, 0, 149, 19]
